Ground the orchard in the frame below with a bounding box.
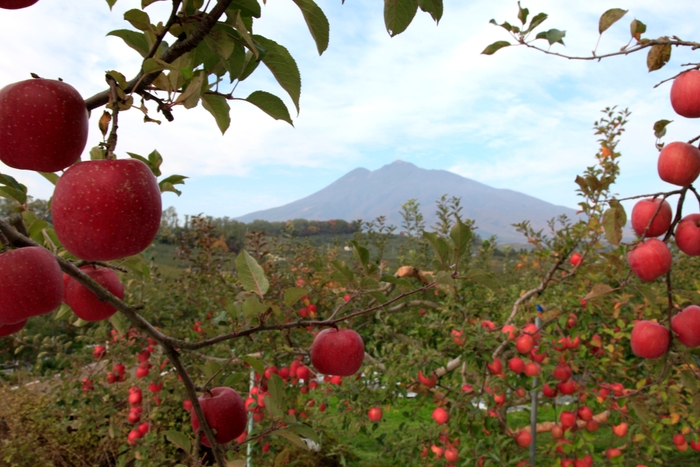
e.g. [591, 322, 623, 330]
[2, 1, 700, 467]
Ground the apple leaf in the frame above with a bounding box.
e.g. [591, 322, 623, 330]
[291, 0, 329, 55]
[634, 284, 657, 306]
[107, 30, 150, 57]
[450, 216, 472, 261]
[535, 28, 566, 46]
[524, 12, 548, 34]
[240, 355, 265, 376]
[54, 303, 73, 321]
[360, 276, 381, 290]
[236, 250, 269, 297]
[124, 9, 151, 32]
[242, 295, 268, 319]
[436, 271, 455, 288]
[142, 0, 161, 7]
[204, 24, 237, 60]
[584, 283, 615, 300]
[287, 423, 320, 444]
[164, 430, 191, 454]
[245, 91, 293, 126]
[331, 260, 354, 282]
[418, 0, 443, 23]
[423, 232, 450, 269]
[653, 119, 672, 139]
[467, 268, 500, 291]
[105, 0, 117, 10]
[158, 174, 188, 196]
[0, 173, 27, 205]
[630, 19, 646, 41]
[602, 201, 626, 246]
[266, 373, 286, 415]
[370, 291, 389, 304]
[481, 40, 511, 55]
[201, 93, 231, 134]
[681, 369, 698, 393]
[379, 275, 413, 289]
[275, 428, 310, 450]
[647, 39, 671, 72]
[227, 0, 261, 18]
[38, 172, 59, 185]
[517, 4, 528, 24]
[630, 398, 651, 424]
[252, 35, 300, 114]
[598, 8, 627, 34]
[284, 287, 309, 307]
[384, 0, 419, 37]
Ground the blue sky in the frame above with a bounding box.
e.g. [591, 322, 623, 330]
[1, 0, 700, 225]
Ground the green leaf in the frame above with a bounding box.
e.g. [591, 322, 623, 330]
[481, 41, 511, 55]
[630, 398, 651, 423]
[384, 0, 419, 37]
[647, 40, 671, 72]
[634, 284, 657, 306]
[267, 373, 285, 410]
[535, 28, 566, 45]
[245, 90, 293, 126]
[0, 187, 26, 205]
[164, 430, 191, 453]
[240, 355, 265, 375]
[585, 283, 615, 300]
[202, 361, 222, 382]
[175, 70, 206, 109]
[598, 8, 627, 34]
[109, 312, 129, 337]
[681, 369, 698, 393]
[227, 0, 261, 18]
[54, 303, 73, 321]
[0, 173, 27, 204]
[201, 93, 231, 134]
[236, 250, 269, 297]
[39, 172, 59, 185]
[602, 201, 626, 246]
[284, 287, 309, 307]
[275, 428, 309, 450]
[124, 8, 151, 32]
[653, 119, 672, 139]
[370, 291, 389, 304]
[252, 35, 301, 114]
[238, 50, 261, 82]
[450, 217, 471, 260]
[331, 260, 354, 282]
[204, 24, 236, 60]
[467, 268, 500, 291]
[525, 12, 547, 33]
[107, 30, 150, 57]
[630, 19, 646, 41]
[517, 4, 529, 24]
[291, 0, 330, 55]
[142, 0, 160, 7]
[360, 277, 380, 290]
[418, 0, 442, 23]
[435, 271, 455, 287]
[423, 232, 449, 268]
[105, 0, 117, 10]
[158, 174, 188, 196]
[350, 240, 370, 267]
[242, 295, 267, 319]
[287, 423, 320, 444]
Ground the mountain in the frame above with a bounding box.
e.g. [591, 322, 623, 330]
[235, 160, 579, 244]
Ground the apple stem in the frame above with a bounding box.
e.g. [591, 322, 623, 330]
[104, 78, 120, 160]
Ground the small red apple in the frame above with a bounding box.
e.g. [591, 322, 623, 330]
[675, 213, 700, 256]
[0, 247, 63, 325]
[368, 407, 383, 422]
[310, 328, 364, 376]
[560, 411, 576, 430]
[487, 358, 503, 375]
[524, 362, 540, 377]
[418, 370, 437, 387]
[190, 387, 246, 447]
[515, 334, 534, 354]
[508, 357, 525, 374]
[569, 252, 582, 266]
[657, 141, 700, 187]
[631, 320, 670, 359]
[577, 406, 593, 421]
[672, 305, 700, 347]
[444, 446, 459, 463]
[127, 429, 143, 445]
[627, 238, 672, 282]
[612, 422, 628, 437]
[515, 430, 532, 448]
[52, 159, 162, 261]
[631, 198, 672, 237]
[431, 407, 449, 425]
[65, 266, 124, 322]
[0, 78, 87, 171]
[671, 70, 700, 118]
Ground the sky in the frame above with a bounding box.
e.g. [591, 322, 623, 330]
[1, 0, 700, 225]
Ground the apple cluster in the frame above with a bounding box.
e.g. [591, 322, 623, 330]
[627, 69, 700, 360]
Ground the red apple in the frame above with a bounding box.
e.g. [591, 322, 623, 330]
[51, 159, 162, 261]
[508, 357, 525, 374]
[671, 305, 700, 347]
[0, 320, 26, 337]
[515, 334, 534, 354]
[627, 238, 672, 282]
[64, 266, 123, 321]
[0, 246, 63, 325]
[569, 252, 582, 266]
[631, 198, 672, 237]
[487, 358, 503, 375]
[551, 425, 564, 439]
[612, 422, 628, 437]
[127, 429, 143, 445]
[657, 141, 700, 187]
[675, 213, 700, 256]
[444, 446, 459, 463]
[418, 370, 437, 387]
[310, 328, 364, 376]
[524, 362, 540, 377]
[431, 407, 449, 425]
[0, 78, 87, 171]
[515, 430, 532, 448]
[190, 387, 246, 447]
[631, 320, 670, 359]
[671, 70, 700, 118]
[542, 383, 557, 398]
[368, 407, 383, 422]
[560, 411, 576, 430]
[577, 406, 593, 421]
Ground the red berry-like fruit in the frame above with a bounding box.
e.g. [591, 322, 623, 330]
[631, 198, 672, 237]
[310, 328, 364, 376]
[671, 70, 700, 118]
[627, 238, 672, 282]
[671, 305, 700, 348]
[657, 141, 700, 187]
[190, 387, 246, 447]
[0, 78, 87, 171]
[0, 247, 63, 325]
[52, 159, 162, 261]
[65, 266, 124, 321]
[630, 320, 670, 359]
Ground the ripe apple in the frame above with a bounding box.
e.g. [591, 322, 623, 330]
[296, 365, 310, 381]
[128, 387, 142, 406]
[612, 422, 628, 437]
[432, 407, 449, 424]
[627, 238, 672, 282]
[577, 406, 593, 421]
[560, 411, 576, 430]
[508, 357, 525, 374]
[569, 252, 582, 266]
[64, 266, 123, 321]
[515, 334, 534, 354]
[0, 78, 87, 171]
[190, 387, 246, 447]
[51, 159, 162, 261]
[418, 370, 437, 387]
[487, 358, 503, 375]
[515, 430, 532, 448]
[310, 328, 364, 376]
[127, 429, 143, 445]
[631, 198, 672, 237]
[368, 407, 383, 422]
[542, 384, 557, 398]
[0, 319, 26, 337]
[671, 70, 700, 118]
[524, 362, 540, 377]
[444, 446, 459, 463]
[551, 425, 564, 439]
[0, 246, 63, 325]
[671, 305, 700, 347]
[675, 213, 700, 256]
[657, 141, 700, 187]
[631, 320, 670, 359]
